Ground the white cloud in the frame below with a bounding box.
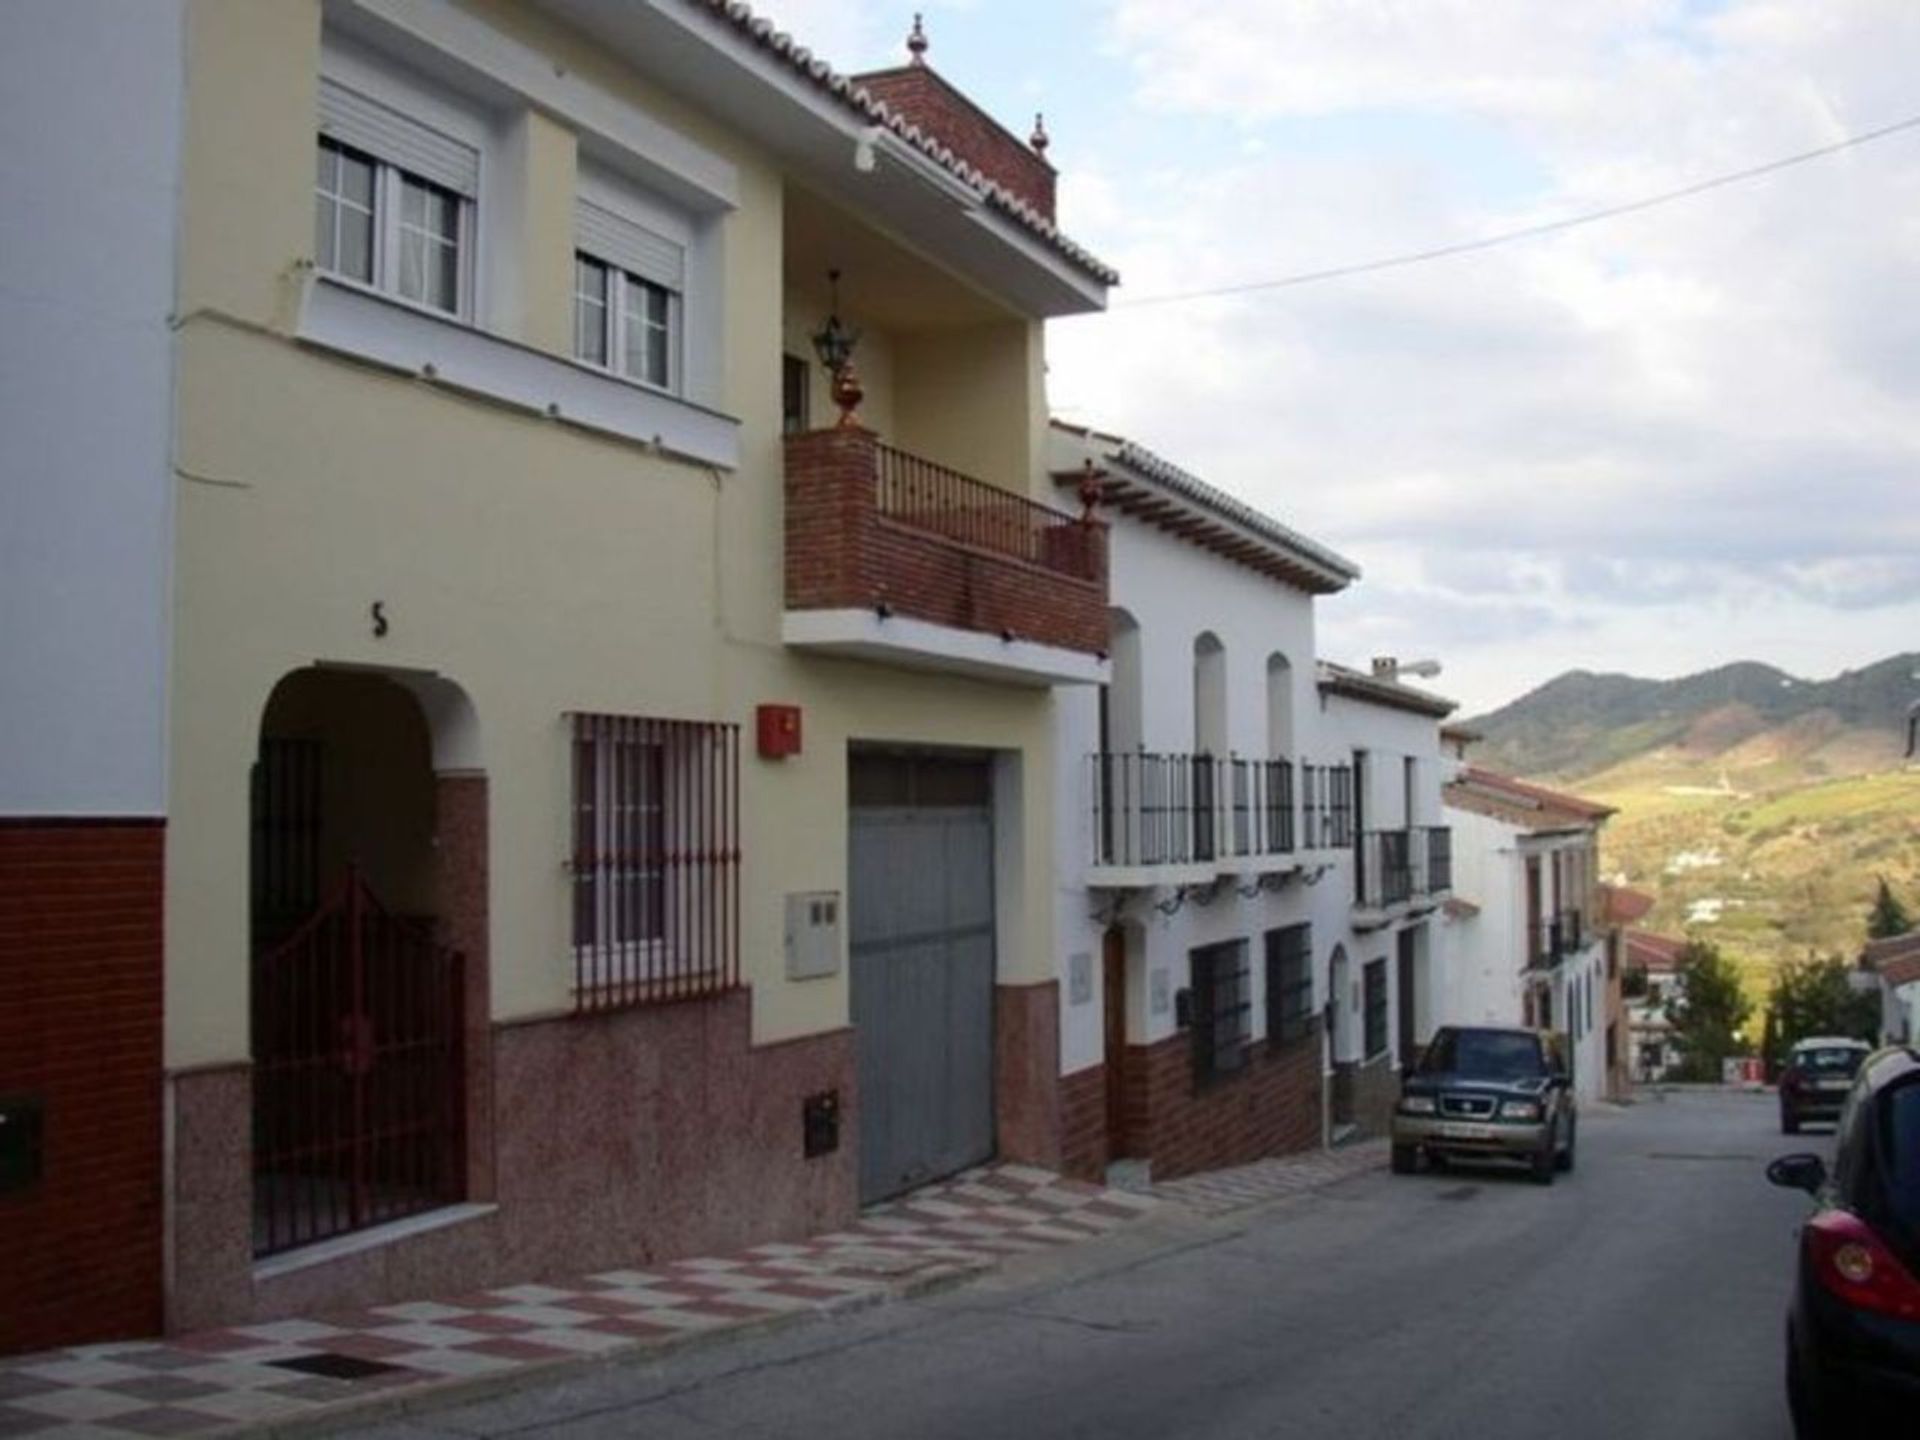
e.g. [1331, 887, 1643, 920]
[1050, 0, 1920, 710]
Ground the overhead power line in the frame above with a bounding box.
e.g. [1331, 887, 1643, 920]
[1108, 112, 1920, 310]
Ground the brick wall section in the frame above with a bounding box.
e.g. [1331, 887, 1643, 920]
[994, 983, 1062, 1169]
[169, 991, 859, 1330]
[1121, 1033, 1323, 1183]
[786, 428, 1108, 656]
[856, 66, 1056, 221]
[0, 820, 164, 1355]
[1057, 1064, 1109, 1183]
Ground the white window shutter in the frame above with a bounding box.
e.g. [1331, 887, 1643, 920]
[319, 79, 479, 198]
[576, 199, 685, 292]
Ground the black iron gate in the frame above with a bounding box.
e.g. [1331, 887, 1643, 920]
[251, 866, 466, 1257]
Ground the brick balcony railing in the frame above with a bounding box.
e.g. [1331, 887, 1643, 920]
[785, 427, 1108, 657]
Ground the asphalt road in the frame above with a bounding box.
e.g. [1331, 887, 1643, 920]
[344, 1089, 1822, 1440]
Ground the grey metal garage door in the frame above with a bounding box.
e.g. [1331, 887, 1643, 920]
[849, 753, 996, 1205]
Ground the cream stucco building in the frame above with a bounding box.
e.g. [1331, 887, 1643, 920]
[2, 0, 1118, 1350]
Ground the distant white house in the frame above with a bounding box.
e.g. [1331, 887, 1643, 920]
[1862, 932, 1920, 1045]
[1437, 766, 1617, 1101]
[1626, 931, 1689, 1081]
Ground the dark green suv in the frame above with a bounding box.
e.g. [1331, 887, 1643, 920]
[1391, 1026, 1577, 1185]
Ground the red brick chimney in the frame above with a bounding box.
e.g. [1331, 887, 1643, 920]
[855, 14, 1058, 222]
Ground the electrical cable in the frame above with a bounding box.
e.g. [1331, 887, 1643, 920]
[1106, 112, 1920, 310]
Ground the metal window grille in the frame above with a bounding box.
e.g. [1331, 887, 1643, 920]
[1362, 958, 1389, 1059]
[1229, 760, 1253, 857]
[1326, 765, 1354, 847]
[1263, 760, 1295, 854]
[1360, 830, 1414, 908]
[251, 866, 465, 1257]
[1426, 825, 1453, 893]
[252, 738, 323, 946]
[569, 713, 740, 1012]
[1089, 752, 1203, 867]
[1265, 923, 1314, 1045]
[1190, 939, 1252, 1085]
[1191, 754, 1218, 863]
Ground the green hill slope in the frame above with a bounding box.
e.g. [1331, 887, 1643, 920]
[1462, 654, 1920, 986]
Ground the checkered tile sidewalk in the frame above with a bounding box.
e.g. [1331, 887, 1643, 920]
[0, 1165, 1156, 1438]
[1152, 1139, 1388, 1216]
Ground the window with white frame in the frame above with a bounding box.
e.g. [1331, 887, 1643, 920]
[573, 178, 688, 394]
[313, 78, 477, 316]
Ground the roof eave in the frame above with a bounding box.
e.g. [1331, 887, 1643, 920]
[523, 0, 1117, 313]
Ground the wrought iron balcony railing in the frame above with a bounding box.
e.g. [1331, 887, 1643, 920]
[1090, 753, 1297, 871]
[1357, 828, 1414, 910]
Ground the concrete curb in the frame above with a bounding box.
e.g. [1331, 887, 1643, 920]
[251, 1259, 992, 1439]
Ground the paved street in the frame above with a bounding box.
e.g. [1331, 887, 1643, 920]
[341, 1089, 1815, 1440]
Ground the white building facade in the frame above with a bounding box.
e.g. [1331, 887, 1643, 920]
[1044, 424, 1458, 1179]
[1312, 664, 1458, 1138]
[1440, 768, 1615, 1102]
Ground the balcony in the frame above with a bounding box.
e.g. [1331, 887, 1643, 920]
[1087, 753, 1298, 887]
[783, 428, 1109, 686]
[1527, 908, 1590, 970]
[1415, 825, 1453, 897]
[1297, 763, 1355, 852]
[1354, 829, 1414, 925]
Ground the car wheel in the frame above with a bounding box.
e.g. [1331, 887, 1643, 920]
[1530, 1130, 1556, 1186]
[1391, 1144, 1417, 1175]
[1555, 1114, 1577, 1173]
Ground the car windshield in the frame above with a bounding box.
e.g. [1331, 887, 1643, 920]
[1419, 1030, 1544, 1080]
[1797, 1046, 1866, 1074]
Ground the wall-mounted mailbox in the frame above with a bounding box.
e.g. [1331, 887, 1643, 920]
[803, 1089, 841, 1158]
[0, 1095, 45, 1195]
[785, 891, 842, 980]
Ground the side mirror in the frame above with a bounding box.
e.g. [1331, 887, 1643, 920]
[1766, 1154, 1827, 1195]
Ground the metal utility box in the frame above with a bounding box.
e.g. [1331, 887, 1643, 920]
[784, 891, 842, 980]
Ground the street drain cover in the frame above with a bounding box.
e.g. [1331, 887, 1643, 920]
[269, 1352, 406, 1381]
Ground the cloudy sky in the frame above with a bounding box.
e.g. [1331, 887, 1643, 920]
[764, 0, 1920, 714]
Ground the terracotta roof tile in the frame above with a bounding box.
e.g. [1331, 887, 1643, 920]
[687, 1, 1118, 285]
[1882, 954, 1920, 989]
[1598, 883, 1656, 927]
[1864, 931, 1920, 979]
[1627, 931, 1687, 973]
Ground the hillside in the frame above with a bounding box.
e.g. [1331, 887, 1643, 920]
[1461, 654, 1920, 985]
[1465, 654, 1919, 780]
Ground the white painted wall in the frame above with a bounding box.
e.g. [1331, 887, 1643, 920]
[1052, 471, 1326, 1078]
[1438, 806, 1526, 1027]
[1310, 688, 1449, 1070]
[0, 0, 183, 816]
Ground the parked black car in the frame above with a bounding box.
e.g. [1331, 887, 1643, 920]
[1767, 1045, 1920, 1436]
[1779, 1036, 1872, 1133]
[1391, 1026, 1576, 1184]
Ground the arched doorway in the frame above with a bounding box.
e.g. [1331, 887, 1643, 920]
[249, 666, 485, 1256]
